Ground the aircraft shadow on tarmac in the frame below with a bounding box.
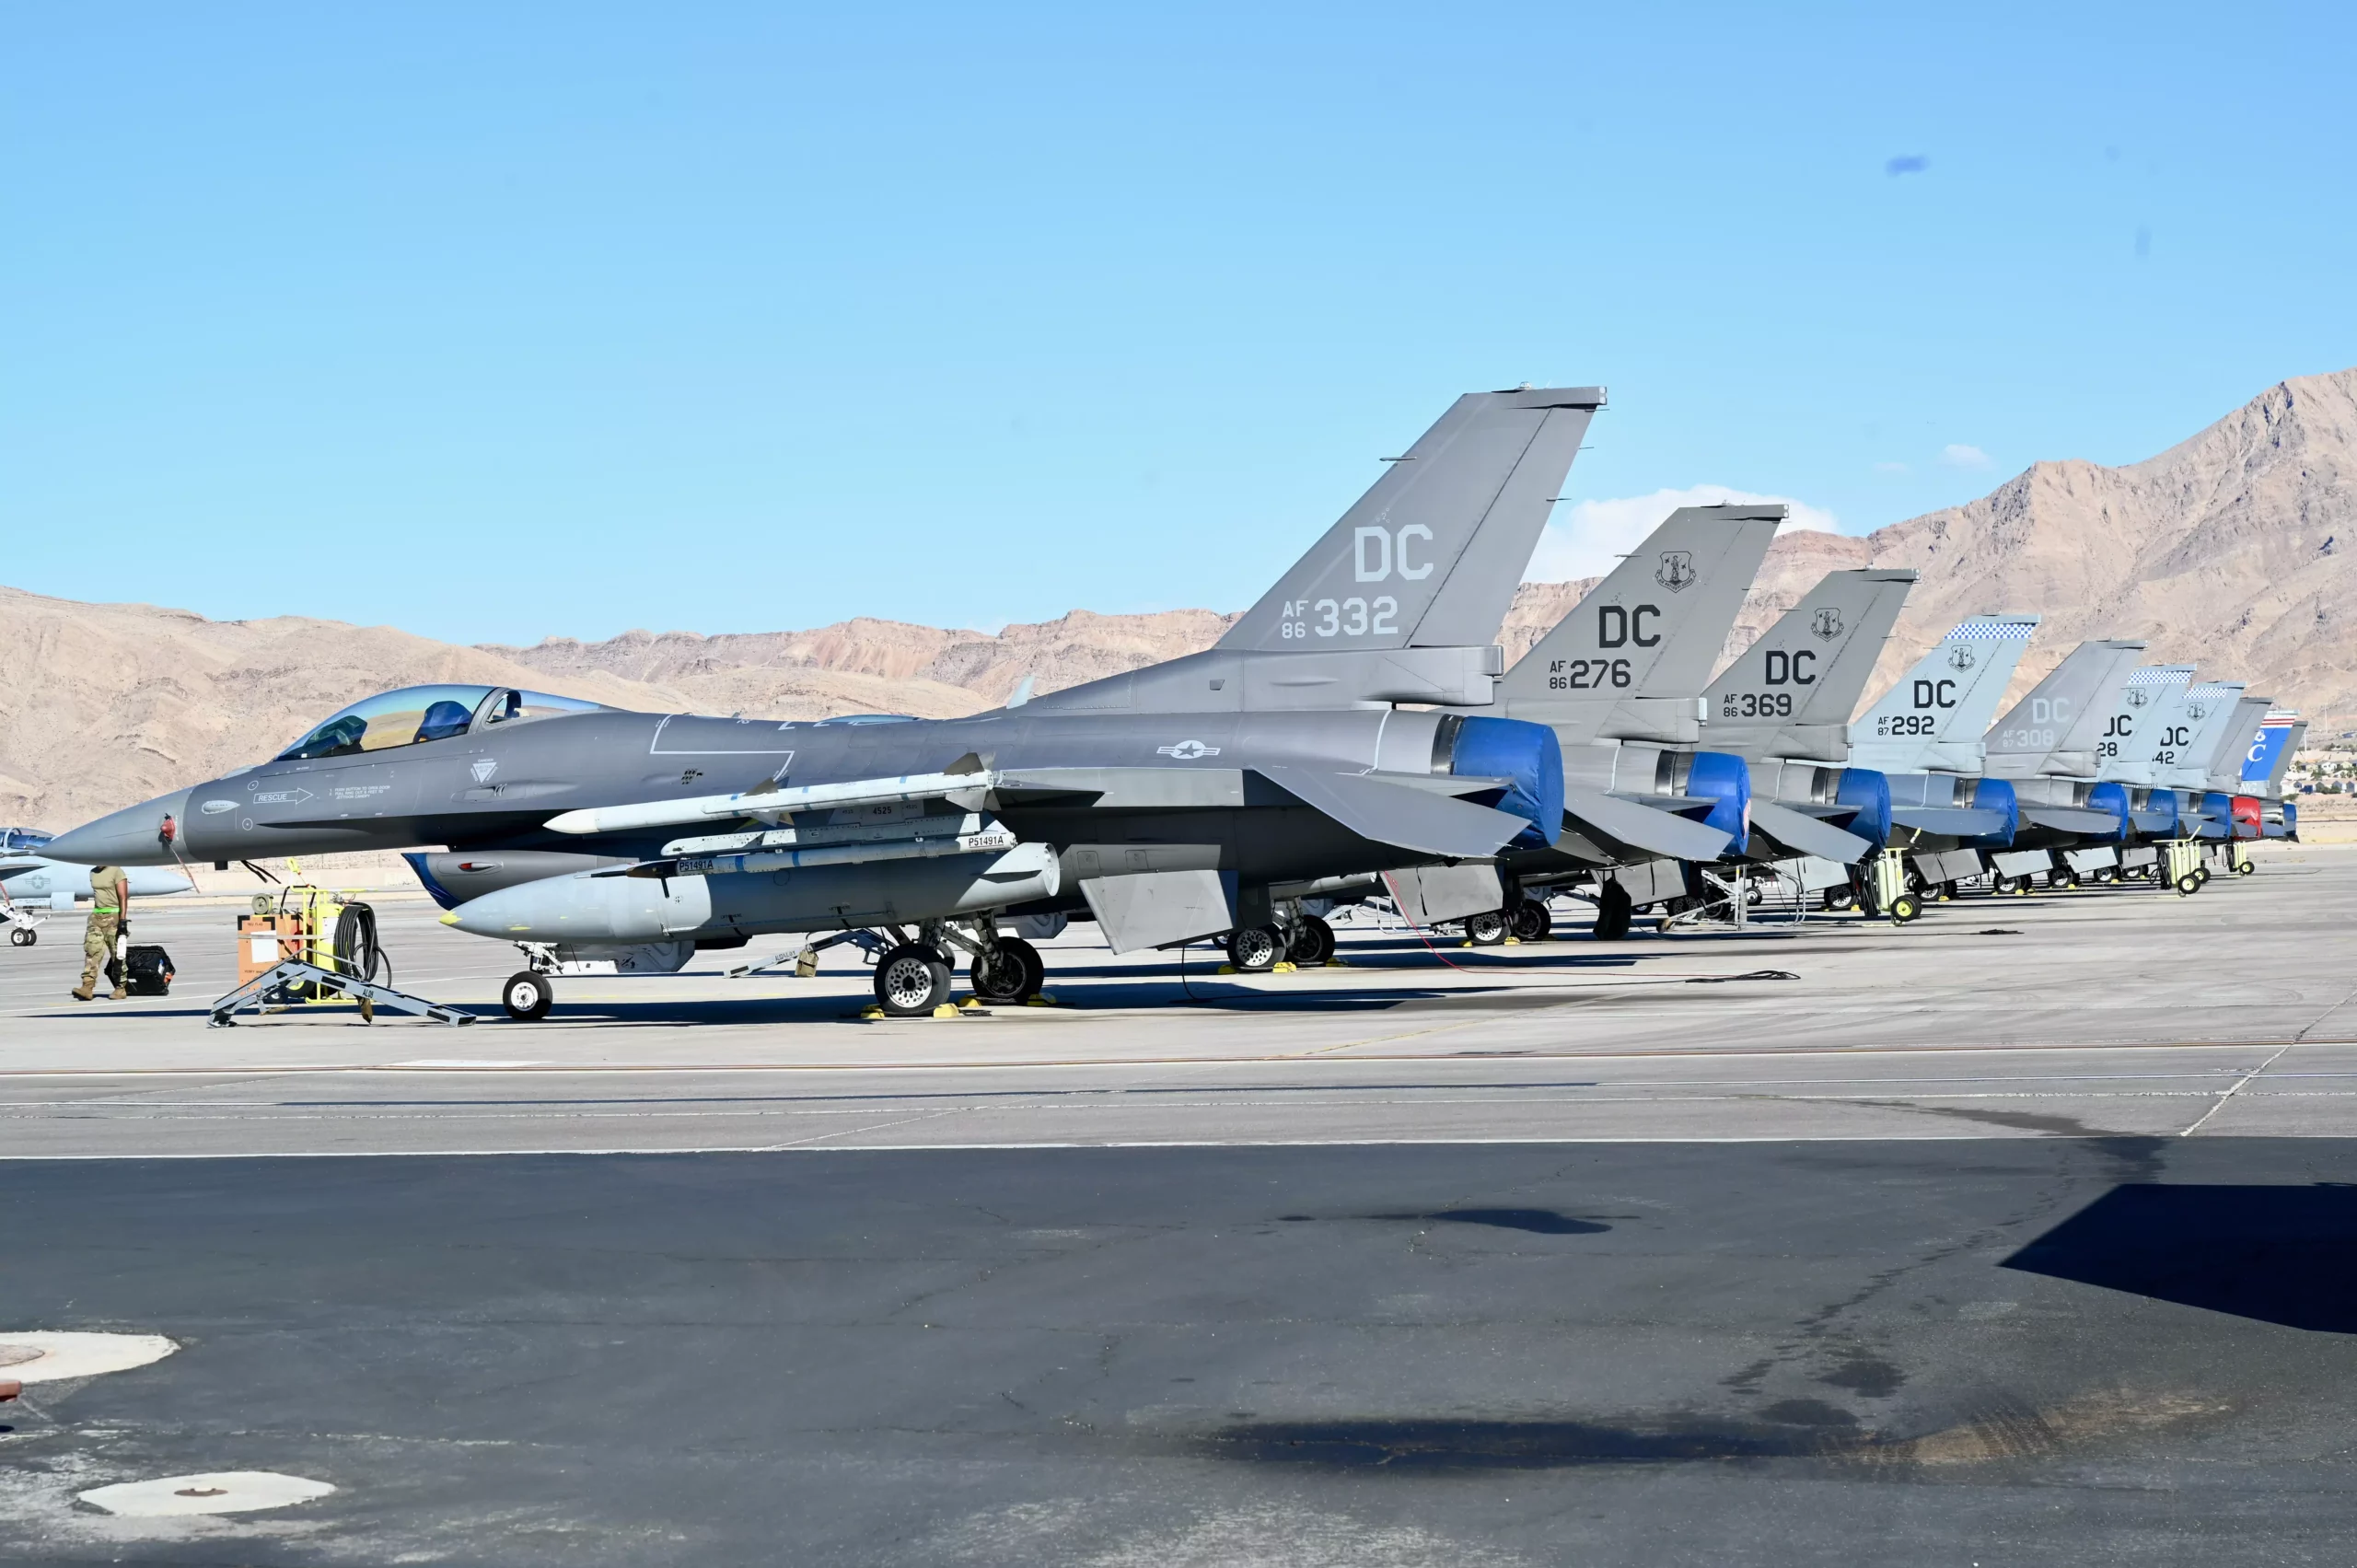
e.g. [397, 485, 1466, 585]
[2002, 1183, 2357, 1333]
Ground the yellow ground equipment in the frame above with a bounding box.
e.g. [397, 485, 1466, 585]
[1871, 848, 1921, 924]
[235, 886, 389, 1004]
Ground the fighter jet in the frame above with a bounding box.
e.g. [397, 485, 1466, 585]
[1684, 564, 1919, 886]
[46, 387, 1603, 1016]
[1433, 505, 1783, 936]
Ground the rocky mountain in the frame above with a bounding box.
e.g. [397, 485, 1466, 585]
[5, 368, 2351, 830]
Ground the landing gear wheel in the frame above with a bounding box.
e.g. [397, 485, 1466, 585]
[1939, 881, 1959, 900]
[1225, 925, 1283, 973]
[1889, 892, 1922, 924]
[501, 970, 553, 1021]
[1464, 911, 1508, 946]
[2059, 869, 2082, 889]
[1823, 886, 1856, 912]
[875, 943, 953, 1016]
[1593, 880, 1633, 940]
[1507, 899, 1551, 943]
[1286, 916, 1336, 967]
[2174, 872, 2201, 897]
[969, 937, 1045, 1003]
[7, 926, 31, 947]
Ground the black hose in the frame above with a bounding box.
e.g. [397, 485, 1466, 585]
[331, 902, 388, 985]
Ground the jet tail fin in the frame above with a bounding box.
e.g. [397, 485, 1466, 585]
[2095, 665, 2195, 784]
[1847, 615, 2039, 774]
[2243, 711, 2305, 796]
[1220, 386, 1606, 656]
[1494, 503, 1783, 745]
[1701, 568, 1918, 763]
[2201, 694, 2275, 790]
[1984, 639, 2146, 780]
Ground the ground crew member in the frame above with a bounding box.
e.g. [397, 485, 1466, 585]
[72, 864, 130, 1002]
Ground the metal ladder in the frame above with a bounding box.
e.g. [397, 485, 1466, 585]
[209, 959, 476, 1028]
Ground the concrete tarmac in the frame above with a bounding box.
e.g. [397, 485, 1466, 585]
[3, 844, 2354, 1562]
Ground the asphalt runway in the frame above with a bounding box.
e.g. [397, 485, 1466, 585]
[4, 844, 2355, 1562]
[9, 1141, 2357, 1566]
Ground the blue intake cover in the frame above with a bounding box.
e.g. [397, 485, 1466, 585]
[1450, 716, 1565, 851]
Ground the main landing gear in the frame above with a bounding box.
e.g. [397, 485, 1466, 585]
[874, 918, 1047, 1015]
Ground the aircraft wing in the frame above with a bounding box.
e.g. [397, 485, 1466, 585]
[1748, 798, 1871, 864]
[1256, 766, 1536, 859]
[1891, 805, 2008, 838]
[1566, 786, 1734, 861]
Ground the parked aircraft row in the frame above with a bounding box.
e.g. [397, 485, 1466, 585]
[35, 388, 2300, 1016]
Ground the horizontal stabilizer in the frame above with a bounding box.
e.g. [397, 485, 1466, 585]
[1566, 785, 1733, 861]
[1258, 766, 1532, 858]
[1890, 805, 2008, 838]
[2130, 807, 2177, 834]
[2021, 805, 2121, 835]
[1748, 798, 1871, 864]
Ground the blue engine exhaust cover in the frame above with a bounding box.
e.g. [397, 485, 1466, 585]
[1835, 768, 1891, 850]
[1685, 750, 1751, 855]
[2084, 781, 2132, 842]
[1450, 716, 1566, 850]
[1968, 778, 2018, 846]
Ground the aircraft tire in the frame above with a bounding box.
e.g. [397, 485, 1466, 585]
[1940, 881, 1959, 900]
[8, 926, 31, 947]
[1508, 899, 1551, 943]
[1286, 916, 1337, 967]
[876, 943, 953, 1016]
[1593, 881, 1633, 940]
[1464, 912, 1508, 946]
[1225, 925, 1283, 973]
[501, 970, 553, 1022]
[969, 938, 1043, 1003]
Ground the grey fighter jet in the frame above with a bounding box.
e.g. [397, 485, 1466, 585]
[46, 387, 1602, 1016]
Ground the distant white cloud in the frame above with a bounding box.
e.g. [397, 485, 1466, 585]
[1940, 443, 1992, 469]
[1525, 486, 1839, 584]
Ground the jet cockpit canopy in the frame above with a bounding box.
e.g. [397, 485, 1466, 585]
[0, 826, 54, 854]
[276, 685, 606, 761]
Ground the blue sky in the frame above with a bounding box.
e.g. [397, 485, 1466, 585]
[6, 4, 2352, 645]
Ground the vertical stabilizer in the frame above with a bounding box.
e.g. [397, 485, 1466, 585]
[1492, 504, 1783, 746]
[2153, 681, 2247, 789]
[2200, 693, 2274, 791]
[1701, 568, 1918, 763]
[2095, 665, 2195, 784]
[1984, 639, 2146, 779]
[1220, 387, 1606, 654]
[1847, 615, 2039, 774]
[2243, 711, 2305, 798]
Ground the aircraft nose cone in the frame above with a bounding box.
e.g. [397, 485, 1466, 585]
[42, 790, 192, 866]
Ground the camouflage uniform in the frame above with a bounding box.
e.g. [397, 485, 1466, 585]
[75, 865, 129, 1001]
